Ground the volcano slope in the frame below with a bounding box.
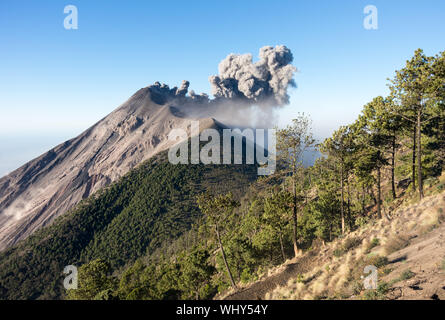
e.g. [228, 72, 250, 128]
[0, 83, 211, 251]
[0, 137, 260, 300]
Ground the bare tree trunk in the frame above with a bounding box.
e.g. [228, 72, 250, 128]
[236, 262, 241, 283]
[362, 185, 366, 215]
[347, 176, 351, 230]
[215, 225, 237, 291]
[279, 233, 286, 263]
[412, 124, 416, 189]
[417, 109, 424, 200]
[340, 163, 345, 234]
[391, 135, 397, 199]
[370, 188, 377, 206]
[292, 174, 298, 257]
[440, 113, 445, 167]
[377, 165, 382, 219]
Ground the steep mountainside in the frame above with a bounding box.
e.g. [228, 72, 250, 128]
[0, 83, 210, 250]
[0, 145, 259, 300]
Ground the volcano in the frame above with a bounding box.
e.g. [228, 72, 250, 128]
[0, 83, 221, 250]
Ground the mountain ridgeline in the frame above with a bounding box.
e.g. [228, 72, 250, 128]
[0, 84, 217, 251]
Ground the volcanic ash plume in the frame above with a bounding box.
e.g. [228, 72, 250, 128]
[209, 45, 297, 107]
[138, 45, 297, 128]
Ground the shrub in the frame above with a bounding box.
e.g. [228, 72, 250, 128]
[343, 237, 362, 251]
[355, 216, 369, 228]
[370, 238, 380, 247]
[399, 270, 415, 281]
[367, 255, 389, 268]
[296, 274, 305, 283]
[347, 254, 389, 297]
[381, 267, 393, 275]
[362, 281, 390, 300]
[351, 280, 364, 296]
[333, 248, 344, 257]
[334, 237, 362, 257]
[366, 238, 380, 253]
[384, 235, 410, 255]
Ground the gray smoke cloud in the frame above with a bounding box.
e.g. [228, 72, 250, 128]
[209, 45, 296, 106]
[146, 45, 297, 127]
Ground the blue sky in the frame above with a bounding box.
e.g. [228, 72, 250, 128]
[0, 0, 444, 176]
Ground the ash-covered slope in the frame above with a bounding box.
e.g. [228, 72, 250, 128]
[0, 82, 213, 250]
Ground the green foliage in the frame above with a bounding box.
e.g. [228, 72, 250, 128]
[276, 112, 316, 172]
[0, 149, 257, 300]
[197, 192, 240, 290]
[333, 248, 344, 258]
[197, 192, 239, 228]
[263, 190, 293, 261]
[398, 270, 415, 281]
[366, 238, 380, 253]
[296, 274, 305, 283]
[311, 190, 341, 242]
[67, 259, 116, 300]
[366, 255, 389, 268]
[343, 237, 362, 251]
[363, 281, 390, 300]
[178, 248, 217, 299]
[355, 216, 369, 228]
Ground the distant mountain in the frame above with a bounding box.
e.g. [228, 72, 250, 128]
[0, 84, 216, 250]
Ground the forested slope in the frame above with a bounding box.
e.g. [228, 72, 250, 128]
[0, 149, 258, 299]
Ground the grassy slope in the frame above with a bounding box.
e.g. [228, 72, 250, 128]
[225, 176, 445, 300]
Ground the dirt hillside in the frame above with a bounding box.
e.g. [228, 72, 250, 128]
[223, 187, 445, 300]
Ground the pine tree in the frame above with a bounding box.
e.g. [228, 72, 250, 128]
[197, 192, 240, 291]
[389, 49, 443, 199]
[276, 113, 316, 256]
[263, 190, 294, 262]
[320, 126, 355, 233]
